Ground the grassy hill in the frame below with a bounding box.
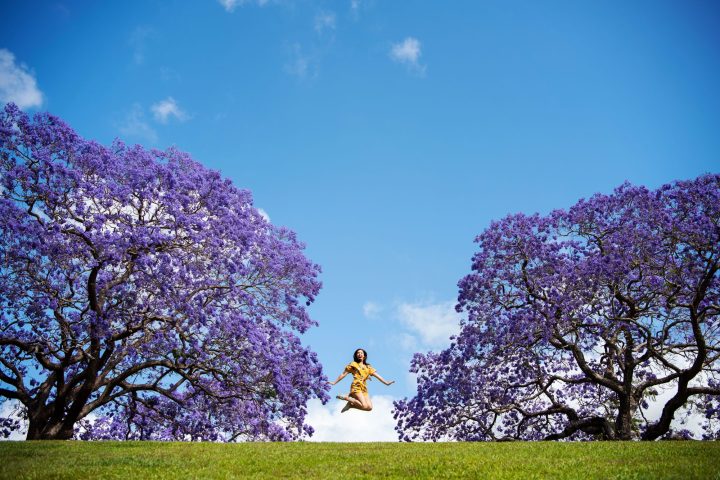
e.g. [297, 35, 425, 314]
[1, 440, 718, 479]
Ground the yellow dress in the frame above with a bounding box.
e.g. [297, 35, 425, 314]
[345, 361, 376, 394]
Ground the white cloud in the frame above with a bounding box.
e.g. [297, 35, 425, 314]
[119, 104, 158, 143]
[129, 26, 153, 65]
[314, 11, 336, 33]
[257, 208, 270, 222]
[119, 98, 185, 143]
[219, 0, 241, 12]
[390, 37, 426, 75]
[397, 300, 460, 348]
[399, 332, 418, 351]
[390, 37, 421, 63]
[284, 43, 316, 79]
[0, 49, 43, 109]
[219, 0, 238, 11]
[159, 66, 181, 82]
[305, 395, 398, 441]
[362, 301, 382, 319]
[219, 0, 270, 12]
[151, 97, 188, 124]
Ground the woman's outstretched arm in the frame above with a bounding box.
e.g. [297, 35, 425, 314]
[371, 372, 395, 386]
[328, 371, 349, 386]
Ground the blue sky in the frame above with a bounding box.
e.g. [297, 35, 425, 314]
[1, 0, 719, 440]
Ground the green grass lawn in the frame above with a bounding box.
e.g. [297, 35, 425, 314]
[1, 441, 718, 479]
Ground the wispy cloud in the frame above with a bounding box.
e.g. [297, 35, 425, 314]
[305, 395, 398, 441]
[219, 0, 270, 12]
[257, 208, 271, 222]
[398, 332, 418, 351]
[284, 43, 317, 79]
[0, 49, 43, 109]
[364, 298, 460, 397]
[151, 97, 188, 124]
[396, 300, 460, 349]
[129, 26, 154, 65]
[390, 37, 426, 75]
[159, 66, 181, 82]
[314, 11, 337, 34]
[118, 104, 158, 143]
[362, 301, 382, 319]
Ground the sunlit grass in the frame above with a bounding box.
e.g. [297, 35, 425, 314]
[1, 440, 718, 479]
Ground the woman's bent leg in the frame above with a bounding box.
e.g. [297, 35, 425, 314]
[340, 394, 363, 408]
[361, 392, 373, 411]
[350, 392, 372, 411]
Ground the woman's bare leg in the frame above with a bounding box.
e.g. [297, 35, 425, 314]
[345, 395, 363, 407]
[361, 392, 373, 411]
[350, 392, 372, 411]
[338, 394, 363, 412]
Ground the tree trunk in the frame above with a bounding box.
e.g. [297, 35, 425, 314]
[26, 419, 75, 440]
[25, 407, 76, 440]
[615, 396, 635, 440]
[26, 425, 74, 440]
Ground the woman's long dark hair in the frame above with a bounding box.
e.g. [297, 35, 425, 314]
[353, 348, 370, 366]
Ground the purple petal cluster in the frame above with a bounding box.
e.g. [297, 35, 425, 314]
[394, 175, 720, 441]
[0, 104, 328, 440]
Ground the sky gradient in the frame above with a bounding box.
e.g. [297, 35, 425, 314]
[1, 0, 719, 440]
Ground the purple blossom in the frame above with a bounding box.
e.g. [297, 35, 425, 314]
[394, 175, 720, 441]
[0, 104, 329, 441]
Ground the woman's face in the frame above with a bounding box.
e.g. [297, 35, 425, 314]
[355, 349, 365, 362]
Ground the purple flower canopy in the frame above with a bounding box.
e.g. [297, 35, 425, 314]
[0, 104, 329, 441]
[394, 174, 720, 441]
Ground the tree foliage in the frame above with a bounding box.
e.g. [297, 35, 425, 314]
[0, 104, 328, 440]
[394, 175, 720, 441]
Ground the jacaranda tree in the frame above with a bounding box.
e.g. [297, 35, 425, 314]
[0, 104, 328, 440]
[394, 174, 720, 441]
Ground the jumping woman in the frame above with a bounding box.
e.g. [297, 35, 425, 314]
[329, 348, 395, 413]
